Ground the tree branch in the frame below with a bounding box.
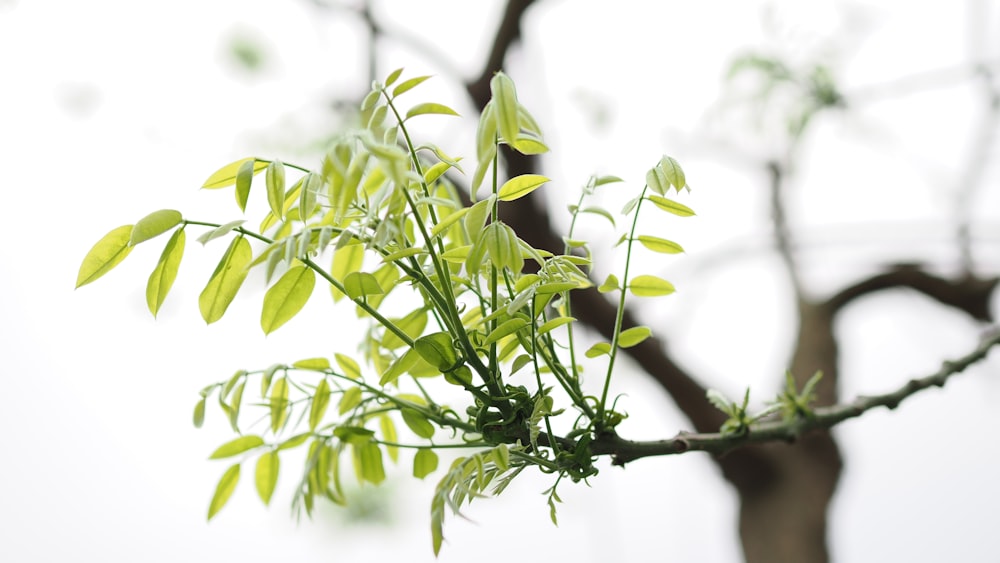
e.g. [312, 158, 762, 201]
[827, 263, 998, 322]
[594, 328, 1000, 465]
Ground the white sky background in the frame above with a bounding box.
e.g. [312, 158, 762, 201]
[2, 0, 1000, 562]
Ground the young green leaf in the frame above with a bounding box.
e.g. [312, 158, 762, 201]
[335, 353, 362, 379]
[207, 463, 240, 520]
[357, 441, 386, 484]
[401, 408, 435, 438]
[261, 265, 316, 334]
[405, 103, 460, 120]
[658, 155, 687, 192]
[392, 75, 431, 98]
[413, 448, 439, 479]
[628, 274, 675, 297]
[617, 326, 652, 348]
[265, 160, 286, 219]
[490, 72, 519, 145]
[537, 316, 575, 336]
[483, 318, 528, 346]
[342, 271, 384, 300]
[235, 158, 256, 212]
[379, 414, 399, 463]
[255, 451, 280, 505]
[330, 241, 364, 301]
[383, 67, 404, 87]
[292, 357, 330, 371]
[338, 386, 362, 415]
[196, 219, 246, 245]
[598, 273, 620, 294]
[647, 195, 696, 217]
[637, 235, 684, 254]
[497, 174, 549, 201]
[76, 225, 134, 288]
[130, 210, 182, 246]
[413, 332, 459, 372]
[269, 377, 289, 434]
[202, 158, 267, 189]
[309, 378, 331, 431]
[585, 342, 612, 358]
[209, 435, 264, 459]
[193, 397, 207, 428]
[145, 228, 185, 316]
[199, 236, 252, 324]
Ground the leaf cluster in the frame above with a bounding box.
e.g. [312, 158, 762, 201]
[77, 69, 696, 554]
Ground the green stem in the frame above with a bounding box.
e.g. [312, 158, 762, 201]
[596, 185, 649, 428]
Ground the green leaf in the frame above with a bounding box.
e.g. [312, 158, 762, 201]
[265, 160, 286, 219]
[484, 318, 528, 346]
[658, 155, 687, 192]
[207, 463, 240, 520]
[235, 158, 256, 212]
[383, 67, 404, 87]
[360, 442, 386, 485]
[479, 221, 523, 273]
[413, 448, 438, 479]
[309, 378, 331, 431]
[423, 160, 454, 186]
[146, 228, 185, 316]
[392, 75, 431, 97]
[255, 451, 279, 505]
[537, 316, 575, 336]
[261, 265, 316, 334]
[202, 157, 268, 189]
[227, 380, 245, 433]
[405, 103, 460, 120]
[511, 133, 548, 155]
[401, 408, 435, 438]
[618, 326, 652, 348]
[648, 195, 695, 217]
[497, 174, 549, 202]
[293, 357, 330, 371]
[379, 414, 399, 463]
[76, 225, 134, 288]
[579, 206, 616, 227]
[490, 72, 519, 144]
[193, 397, 206, 428]
[628, 275, 676, 297]
[335, 353, 362, 379]
[598, 273, 619, 294]
[277, 433, 310, 451]
[637, 235, 684, 254]
[209, 435, 264, 459]
[331, 241, 363, 302]
[196, 220, 246, 245]
[130, 210, 182, 246]
[594, 175, 624, 186]
[413, 332, 459, 372]
[342, 271, 384, 300]
[333, 425, 376, 445]
[198, 236, 252, 324]
[270, 377, 289, 434]
[338, 386, 362, 415]
[585, 342, 612, 358]
[443, 365, 473, 387]
[382, 308, 428, 350]
[429, 206, 470, 239]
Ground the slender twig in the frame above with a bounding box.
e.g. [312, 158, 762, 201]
[592, 329, 1000, 465]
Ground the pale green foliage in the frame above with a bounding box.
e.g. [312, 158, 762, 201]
[77, 70, 696, 554]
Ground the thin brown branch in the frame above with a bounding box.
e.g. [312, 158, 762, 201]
[827, 263, 998, 322]
[594, 328, 1000, 465]
[768, 160, 805, 297]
